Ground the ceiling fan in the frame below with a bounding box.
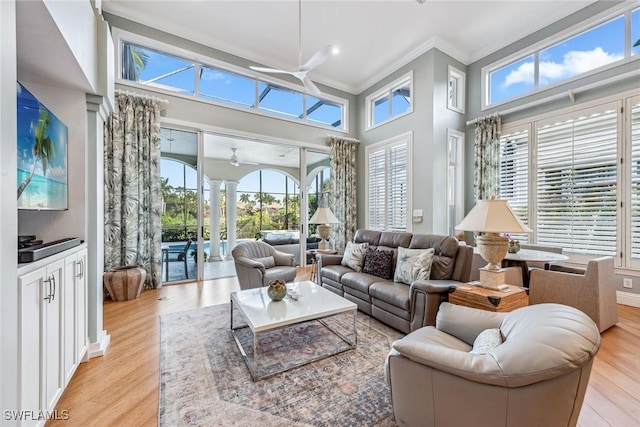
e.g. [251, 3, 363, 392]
[227, 147, 258, 167]
[249, 0, 339, 96]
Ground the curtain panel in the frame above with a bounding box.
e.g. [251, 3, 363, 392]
[328, 136, 359, 253]
[473, 114, 501, 201]
[104, 93, 163, 288]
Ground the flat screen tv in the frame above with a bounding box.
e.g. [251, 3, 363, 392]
[17, 82, 68, 210]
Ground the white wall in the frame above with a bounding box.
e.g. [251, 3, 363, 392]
[0, 0, 19, 416]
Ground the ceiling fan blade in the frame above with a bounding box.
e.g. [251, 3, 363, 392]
[301, 75, 321, 96]
[299, 45, 333, 72]
[250, 66, 293, 75]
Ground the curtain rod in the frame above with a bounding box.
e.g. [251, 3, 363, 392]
[466, 68, 640, 126]
[115, 89, 169, 105]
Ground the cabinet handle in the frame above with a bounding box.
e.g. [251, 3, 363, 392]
[50, 275, 56, 302]
[44, 276, 52, 303]
[77, 259, 84, 279]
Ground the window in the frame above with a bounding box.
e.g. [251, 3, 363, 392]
[447, 66, 466, 113]
[366, 133, 412, 231]
[484, 4, 639, 107]
[236, 170, 300, 238]
[366, 72, 413, 129]
[499, 127, 530, 243]
[446, 129, 465, 235]
[116, 32, 348, 131]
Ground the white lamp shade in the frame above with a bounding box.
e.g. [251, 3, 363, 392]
[456, 198, 532, 233]
[309, 207, 340, 224]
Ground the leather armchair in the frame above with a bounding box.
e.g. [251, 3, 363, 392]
[231, 240, 297, 289]
[529, 256, 618, 332]
[385, 302, 600, 427]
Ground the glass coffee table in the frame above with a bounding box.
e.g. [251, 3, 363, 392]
[230, 280, 357, 380]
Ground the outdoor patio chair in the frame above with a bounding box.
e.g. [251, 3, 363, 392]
[163, 239, 192, 280]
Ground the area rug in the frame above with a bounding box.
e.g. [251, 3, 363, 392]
[159, 303, 404, 426]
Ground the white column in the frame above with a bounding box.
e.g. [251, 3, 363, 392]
[225, 180, 238, 260]
[86, 94, 111, 358]
[208, 179, 222, 261]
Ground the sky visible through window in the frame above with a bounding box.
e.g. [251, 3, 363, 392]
[124, 42, 342, 128]
[490, 9, 639, 105]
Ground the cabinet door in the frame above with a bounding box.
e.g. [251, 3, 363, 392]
[63, 255, 77, 385]
[43, 259, 64, 413]
[75, 249, 88, 363]
[19, 268, 45, 424]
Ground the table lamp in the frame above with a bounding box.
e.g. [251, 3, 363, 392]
[456, 196, 532, 287]
[309, 207, 340, 251]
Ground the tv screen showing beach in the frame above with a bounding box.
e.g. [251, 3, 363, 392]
[17, 82, 68, 210]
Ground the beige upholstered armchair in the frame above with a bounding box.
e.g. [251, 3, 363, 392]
[529, 256, 618, 332]
[385, 302, 600, 427]
[231, 240, 297, 290]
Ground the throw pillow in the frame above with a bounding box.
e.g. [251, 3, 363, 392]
[469, 328, 503, 355]
[255, 256, 275, 269]
[341, 241, 369, 272]
[363, 247, 394, 279]
[393, 247, 435, 285]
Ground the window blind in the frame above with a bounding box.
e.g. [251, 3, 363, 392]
[500, 129, 529, 243]
[536, 107, 618, 255]
[629, 100, 640, 259]
[367, 140, 408, 231]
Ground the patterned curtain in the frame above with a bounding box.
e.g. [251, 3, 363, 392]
[328, 136, 359, 253]
[104, 93, 163, 288]
[473, 114, 501, 201]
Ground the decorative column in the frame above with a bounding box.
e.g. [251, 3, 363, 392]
[208, 179, 222, 261]
[225, 180, 238, 260]
[86, 93, 112, 358]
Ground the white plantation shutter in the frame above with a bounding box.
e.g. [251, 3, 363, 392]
[499, 128, 529, 243]
[387, 144, 408, 231]
[629, 97, 640, 261]
[536, 104, 618, 255]
[368, 150, 386, 231]
[366, 135, 410, 231]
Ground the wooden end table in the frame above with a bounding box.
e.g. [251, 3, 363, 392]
[448, 283, 528, 312]
[307, 249, 337, 282]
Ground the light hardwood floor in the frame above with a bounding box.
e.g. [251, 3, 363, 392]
[48, 270, 640, 426]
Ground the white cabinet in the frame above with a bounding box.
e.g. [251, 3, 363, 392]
[18, 244, 88, 427]
[63, 248, 88, 385]
[19, 259, 64, 427]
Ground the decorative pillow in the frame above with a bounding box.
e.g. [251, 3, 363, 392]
[341, 242, 369, 272]
[393, 247, 435, 285]
[469, 328, 503, 355]
[363, 247, 394, 279]
[255, 256, 275, 269]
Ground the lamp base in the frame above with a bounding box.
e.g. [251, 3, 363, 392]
[318, 239, 330, 251]
[479, 267, 506, 287]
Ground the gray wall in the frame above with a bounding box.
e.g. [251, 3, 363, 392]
[356, 48, 466, 234]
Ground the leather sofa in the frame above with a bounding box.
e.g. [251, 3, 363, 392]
[317, 229, 473, 333]
[385, 302, 600, 427]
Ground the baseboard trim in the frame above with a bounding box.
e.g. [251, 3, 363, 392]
[87, 331, 111, 358]
[617, 291, 640, 308]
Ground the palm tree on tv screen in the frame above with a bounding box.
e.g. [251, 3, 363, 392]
[17, 108, 55, 199]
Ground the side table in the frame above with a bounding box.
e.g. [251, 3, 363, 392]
[307, 249, 337, 282]
[448, 283, 528, 312]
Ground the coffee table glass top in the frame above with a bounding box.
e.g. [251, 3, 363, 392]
[230, 280, 356, 332]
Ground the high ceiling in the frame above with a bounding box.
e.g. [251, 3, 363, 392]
[102, 0, 596, 95]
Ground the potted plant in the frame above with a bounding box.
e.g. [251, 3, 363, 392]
[190, 249, 209, 263]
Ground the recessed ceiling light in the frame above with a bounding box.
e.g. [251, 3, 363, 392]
[331, 46, 340, 55]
